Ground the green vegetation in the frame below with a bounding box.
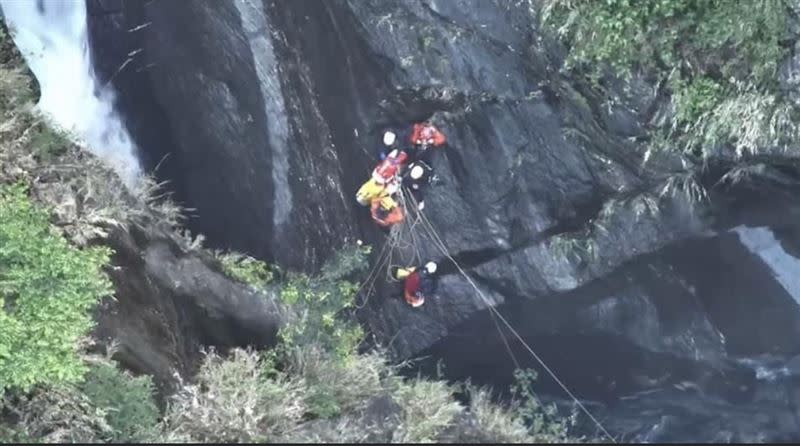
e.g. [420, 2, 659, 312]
[392, 379, 463, 442]
[216, 251, 275, 289]
[277, 244, 370, 359]
[510, 369, 573, 441]
[27, 122, 71, 159]
[0, 183, 113, 391]
[1, 358, 160, 443]
[78, 362, 160, 443]
[543, 0, 796, 156]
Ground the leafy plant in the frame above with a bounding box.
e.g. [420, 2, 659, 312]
[278, 244, 369, 359]
[673, 76, 724, 126]
[510, 369, 573, 442]
[162, 348, 307, 443]
[391, 379, 463, 443]
[0, 184, 113, 392]
[27, 123, 71, 159]
[542, 0, 796, 156]
[217, 251, 274, 290]
[79, 362, 160, 443]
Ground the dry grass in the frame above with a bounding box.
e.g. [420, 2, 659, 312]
[161, 349, 307, 443]
[391, 379, 463, 443]
[683, 88, 800, 158]
[285, 345, 389, 417]
[6, 386, 111, 443]
[0, 54, 192, 249]
[468, 387, 532, 443]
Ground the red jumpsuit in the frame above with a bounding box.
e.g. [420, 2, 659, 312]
[404, 269, 424, 307]
[410, 123, 447, 147]
[372, 150, 409, 184]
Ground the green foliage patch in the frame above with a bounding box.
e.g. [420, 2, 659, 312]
[79, 362, 160, 443]
[278, 244, 370, 359]
[0, 184, 113, 392]
[543, 0, 796, 156]
[216, 251, 275, 289]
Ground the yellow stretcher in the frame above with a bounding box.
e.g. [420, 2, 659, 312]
[355, 177, 398, 206]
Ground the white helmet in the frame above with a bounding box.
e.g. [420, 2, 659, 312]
[410, 164, 425, 180]
[425, 261, 438, 274]
[383, 131, 397, 146]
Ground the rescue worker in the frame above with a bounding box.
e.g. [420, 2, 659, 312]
[377, 130, 401, 160]
[409, 122, 447, 164]
[372, 148, 409, 184]
[370, 194, 405, 228]
[394, 261, 438, 307]
[355, 149, 408, 206]
[402, 160, 436, 210]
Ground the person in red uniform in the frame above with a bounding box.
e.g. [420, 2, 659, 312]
[372, 149, 409, 185]
[395, 261, 438, 307]
[409, 122, 447, 164]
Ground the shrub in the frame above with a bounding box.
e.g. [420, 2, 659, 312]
[542, 0, 796, 156]
[0, 184, 113, 392]
[467, 387, 532, 443]
[27, 123, 71, 159]
[217, 251, 274, 290]
[510, 369, 574, 442]
[278, 244, 369, 359]
[79, 362, 160, 443]
[391, 379, 463, 443]
[285, 345, 388, 419]
[162, 349, 307, 443]
[544, 0, 787, 85]
[8, 385, 111, 443]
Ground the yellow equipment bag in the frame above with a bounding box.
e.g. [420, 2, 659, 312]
[395, 266, 416, 280]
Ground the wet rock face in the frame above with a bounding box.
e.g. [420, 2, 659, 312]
[88, 0, 659, 353]
[87, 0, 800, 440]
[87, 0, 362, 271]
[94, 223, 284, 395]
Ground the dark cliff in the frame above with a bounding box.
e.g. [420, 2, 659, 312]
[87, 0, 800, 441]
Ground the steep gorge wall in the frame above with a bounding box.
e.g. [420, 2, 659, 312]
[87, 0, 661, 351]
[86, 0, 800, 441]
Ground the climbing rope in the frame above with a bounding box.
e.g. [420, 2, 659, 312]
[353, 233, 394, 309]
[353, 170, 615, 441]
[401, 189, 522, 370]
[412, 202, 617, 443]
[353, 189, 425, 308]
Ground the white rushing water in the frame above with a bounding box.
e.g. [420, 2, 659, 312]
[1, 0, 141, 187]
[733, 225, 800, 306]
[233, 0, 293, 227]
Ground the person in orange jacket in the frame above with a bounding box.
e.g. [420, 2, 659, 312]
[409, 122, 447, 164]
[370, 195, 405, 228]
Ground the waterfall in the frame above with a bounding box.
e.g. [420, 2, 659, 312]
[1, 0, 141, 187]
[733, 225, 800, 307]
[233, 0, 293, 227]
